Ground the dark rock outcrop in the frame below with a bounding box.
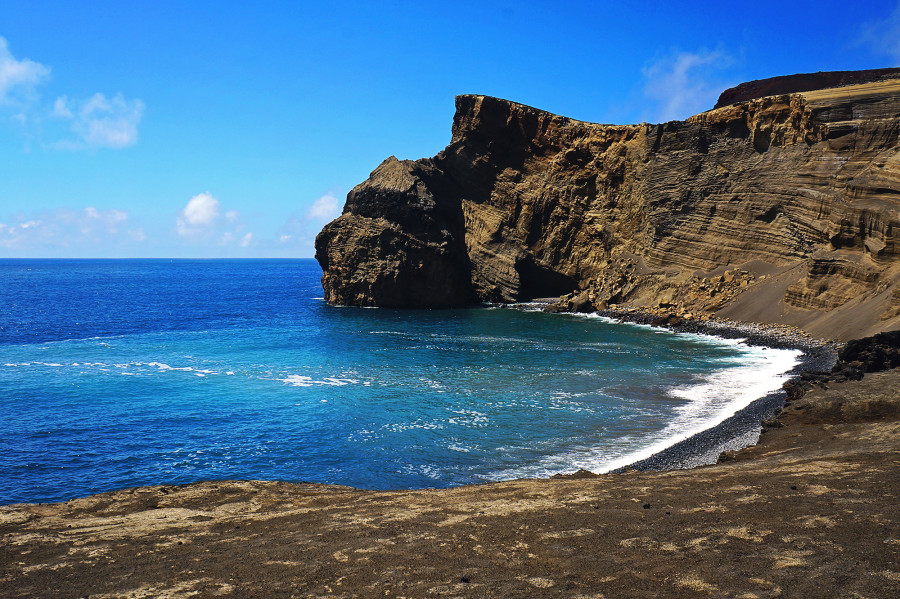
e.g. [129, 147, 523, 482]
[315, 72, 900, 340]
[836, 328, 900, 375]
[316, 157, 473, 308]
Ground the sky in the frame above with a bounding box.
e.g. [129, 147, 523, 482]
[1, 1, 899, 258]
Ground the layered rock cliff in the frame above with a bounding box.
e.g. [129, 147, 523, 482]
[315, 72, 900, 340]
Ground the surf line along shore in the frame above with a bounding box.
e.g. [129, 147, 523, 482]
[2, 328, 897, 598]
[504, 301, 840, 475]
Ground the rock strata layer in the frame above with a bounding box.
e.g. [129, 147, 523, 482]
[713, 67, 900, 108]
[315, 72, 900, 340]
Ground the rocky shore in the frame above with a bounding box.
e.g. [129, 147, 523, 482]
[517, 304, 840, 472]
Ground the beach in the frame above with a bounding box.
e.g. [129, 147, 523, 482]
[2, 362, 897, 598]
[3, 315, 897, 597]
[595, 311, 839, 472]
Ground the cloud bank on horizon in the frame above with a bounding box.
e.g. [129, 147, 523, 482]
[1, 1, 898, 259]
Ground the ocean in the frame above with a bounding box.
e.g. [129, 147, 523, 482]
[0, 259, 801, 505]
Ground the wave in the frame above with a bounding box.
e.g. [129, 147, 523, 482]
[279, 375, 360, 387]
[484, 335, 801, 481]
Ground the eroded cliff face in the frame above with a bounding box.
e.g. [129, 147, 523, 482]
[315, 75, 900, 339]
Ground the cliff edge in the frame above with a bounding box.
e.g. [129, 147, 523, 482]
[315, 71, 900, 340]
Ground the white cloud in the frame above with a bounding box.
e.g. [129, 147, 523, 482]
[0, 207, 141, 251]
[85, 206, 127, 226]
[307, 193, 342, 222]
[176, 192, 254, 250]
[0, 36, 50, 104]
[177, 192, 222, 239]
[51, 95, 72, 118]
[53, 92, 145, 149]
[182, 192, 219, 226]
[859, 2, 900, 62]
[0, 35, 144, 150]
[643, 48, 735, 122]
[276, 190, 344, 254]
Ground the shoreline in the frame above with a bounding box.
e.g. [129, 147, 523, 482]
[595, 309, 838, 472]
[5, 365, 897, 598]
[515, 303, 840, 474]
[3, 307, 839, 507]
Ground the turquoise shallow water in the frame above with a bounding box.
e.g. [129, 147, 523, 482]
[0, 259, 800, 505]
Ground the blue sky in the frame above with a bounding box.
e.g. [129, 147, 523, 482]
[1, 1, 898, 258]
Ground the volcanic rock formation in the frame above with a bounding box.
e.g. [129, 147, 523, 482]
[315, 71, 900, 340]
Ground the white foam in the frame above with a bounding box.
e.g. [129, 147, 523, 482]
[485, 337, 802, 481]
[280, 375, 359, 387]
[146, 362, 216, 374]
[383, 420, 444, 432]
[589, 344, 801, 473]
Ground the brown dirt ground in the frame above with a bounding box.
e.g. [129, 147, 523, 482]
[1, 371, 899, 598]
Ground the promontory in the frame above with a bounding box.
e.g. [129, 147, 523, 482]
[316, 67, 900, 341]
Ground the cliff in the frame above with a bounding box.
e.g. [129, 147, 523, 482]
[315, 72, 900, 340]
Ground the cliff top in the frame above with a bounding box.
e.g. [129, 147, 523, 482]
[714, 67, 900, 108]
[462, 67, 900, 128]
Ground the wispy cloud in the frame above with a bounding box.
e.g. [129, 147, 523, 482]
[176, 192, 253, 249]
[0, 34, 144, 150]
[0, 36, 50, 105]
[858, 1, 900, 62]
[0, 207, 143, 251]
[278, 192, 343, 249]
[643, 48, 735, 122]
[51, 93, 145, 149]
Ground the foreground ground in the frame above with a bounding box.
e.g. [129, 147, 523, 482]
[2, 371, 899, 598]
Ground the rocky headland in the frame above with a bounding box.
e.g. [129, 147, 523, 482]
[316, 69, 900, 341]
[4, 70, 900, 597]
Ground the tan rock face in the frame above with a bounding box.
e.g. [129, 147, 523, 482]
[315, 75, 900, 339]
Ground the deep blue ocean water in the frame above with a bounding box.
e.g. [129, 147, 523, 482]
[0, 259, 801, 505]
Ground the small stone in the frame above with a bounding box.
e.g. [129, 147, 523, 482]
[643, 503, 651, 509]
